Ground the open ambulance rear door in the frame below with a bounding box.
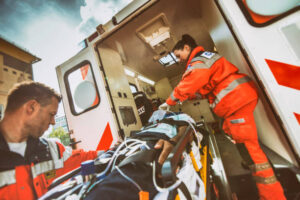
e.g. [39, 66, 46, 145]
[56, 46, 123, 151]
[213, 0, 300, 165]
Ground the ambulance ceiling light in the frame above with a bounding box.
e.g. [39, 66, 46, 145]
[159, 52, 178, 67]
[137, 75, 155, 85]
[136, 13, 172, 51]
[146, 27, 170, 47]
[124, 68, 135, 77]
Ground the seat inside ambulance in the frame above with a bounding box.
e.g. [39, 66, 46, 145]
[132, 91, 153, 126]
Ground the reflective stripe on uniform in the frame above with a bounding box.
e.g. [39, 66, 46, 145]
[46, 139, 64, 169]
[187, 53, 222, 73]
[30, 139, 73, 179]
[211, 76, 252, 108]
[62, 146, 73, 161]
[249, 162, 272, 173]
[190, 53, 222, 68]
[0, 169, 16, 187]
[46, 139, 72, 169]
[186, 62, 210, 73]
[31, 160, 55, 178]
[230, 118, 245, 124]
[253, 175, 277, 184]
[170, 91, 179, 102]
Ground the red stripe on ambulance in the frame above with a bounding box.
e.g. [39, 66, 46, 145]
[265, 59, 300, 90]
[96, 123, 113, 151]
[294, 113, 300, 125]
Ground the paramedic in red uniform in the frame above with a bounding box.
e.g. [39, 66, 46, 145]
[160, 34, 286, 200]
[0, 81, 99, 200]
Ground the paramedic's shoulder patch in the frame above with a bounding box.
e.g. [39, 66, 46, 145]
[44, 169, 56, 180]
[201, 51, 215, 59]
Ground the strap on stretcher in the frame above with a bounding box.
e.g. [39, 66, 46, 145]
[161, 126, 194, 187]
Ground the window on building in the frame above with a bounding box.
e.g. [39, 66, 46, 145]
[54, 115, 69, 133]
[64, 60, 100, 115]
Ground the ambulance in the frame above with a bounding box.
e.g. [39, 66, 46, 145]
[56, 0, 300, 198]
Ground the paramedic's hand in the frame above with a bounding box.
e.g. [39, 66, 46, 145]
[158, 102, 170, 111]
[154, 139, 174, 165]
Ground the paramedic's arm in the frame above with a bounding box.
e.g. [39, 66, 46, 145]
[55, 142, 99, 178]
[166, 68, 210, 105]
[155, 126, 190, 164]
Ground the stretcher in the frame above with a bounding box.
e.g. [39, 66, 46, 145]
[39, 111, 211, 200]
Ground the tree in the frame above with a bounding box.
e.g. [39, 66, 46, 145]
[48, 127, 70, 146]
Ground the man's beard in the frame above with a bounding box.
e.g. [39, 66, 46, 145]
[23, 122, 43, 138]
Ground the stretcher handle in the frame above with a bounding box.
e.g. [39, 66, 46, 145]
[161, 126, 194, 186]
[48, 167, 81, 190]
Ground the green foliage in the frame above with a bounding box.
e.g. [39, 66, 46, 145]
[48, 127, 70, 146]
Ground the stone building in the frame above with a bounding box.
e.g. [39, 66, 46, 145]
[0, 37, 40, 119]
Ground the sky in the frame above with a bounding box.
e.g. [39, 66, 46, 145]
[0, 0, 132, 117]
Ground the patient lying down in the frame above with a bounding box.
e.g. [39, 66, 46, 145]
[40, 111, 206, 200]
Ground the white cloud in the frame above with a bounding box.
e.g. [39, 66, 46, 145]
[24, 11, 82, 84]
[77, 0, 133, 36]
[1, 0, 134, 116]
[21, 11, 84, 116]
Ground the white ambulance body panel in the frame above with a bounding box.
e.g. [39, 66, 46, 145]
[216, 0, 300, 164]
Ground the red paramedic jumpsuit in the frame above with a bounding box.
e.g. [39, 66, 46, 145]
[0, 133, 98, 200]
[166, 46, 286, 200]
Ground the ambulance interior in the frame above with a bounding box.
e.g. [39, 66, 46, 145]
[96, 0, 295, 161]
[53, 0, 300, 198]
[90, 0, 299, 197]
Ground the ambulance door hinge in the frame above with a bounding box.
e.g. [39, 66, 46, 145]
[118, 129, 125, 140]
[240, 47, 249, 60]
[111, 107, 116, 114]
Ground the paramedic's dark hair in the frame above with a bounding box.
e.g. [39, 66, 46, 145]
[172, 34, 197, 51]
[5, 81, 62, 113]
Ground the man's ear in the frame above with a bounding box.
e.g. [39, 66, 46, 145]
[24, 100, 39, 115]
